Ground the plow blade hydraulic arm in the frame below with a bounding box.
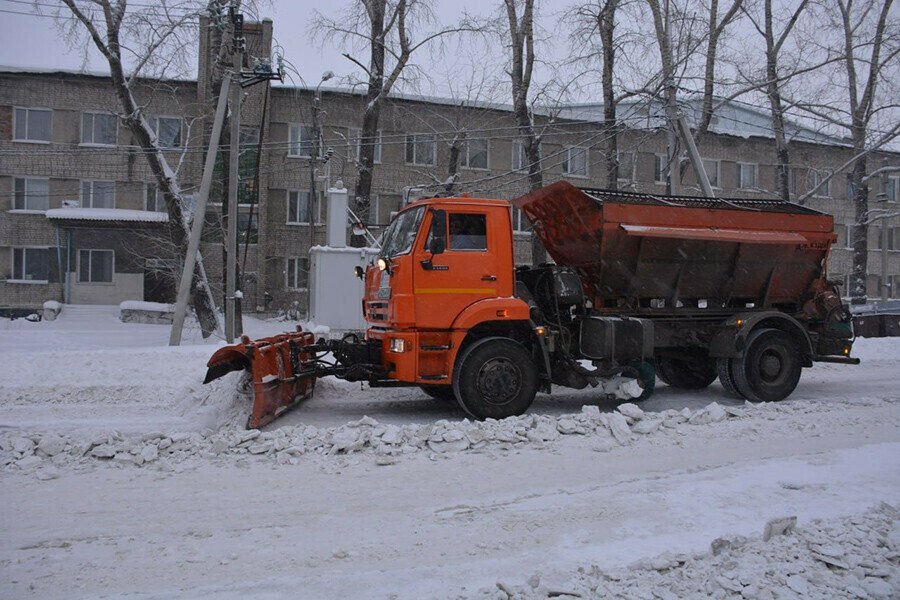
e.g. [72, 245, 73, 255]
[205, 328, 317, 429]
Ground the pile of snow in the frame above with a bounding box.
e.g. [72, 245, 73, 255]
[1, 308, 898, 599]
[477, 503, 900, 600]
[0, 399, 733, 474]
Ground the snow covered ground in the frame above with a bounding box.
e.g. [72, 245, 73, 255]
[1, 306, 898, 599]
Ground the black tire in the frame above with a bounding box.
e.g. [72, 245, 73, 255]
[420, 384, 456, 401]
[452, 337, 537, 420]
[656, 356, 718, 390]
[716, 358, 744, 399]
[733, 328, 802, 402]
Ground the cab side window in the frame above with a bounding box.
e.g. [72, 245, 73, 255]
[448, 213, 487, 251]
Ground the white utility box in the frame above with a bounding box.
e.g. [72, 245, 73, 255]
[308, 184, 380, 335]
[309, 245, 379, 335]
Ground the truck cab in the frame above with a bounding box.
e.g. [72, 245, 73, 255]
[360, 196, 538, 417]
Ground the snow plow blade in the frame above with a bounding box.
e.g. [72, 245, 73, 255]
[204, 328, 317, 429]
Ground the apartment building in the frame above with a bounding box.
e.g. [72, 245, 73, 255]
[2, 22, 898, 317]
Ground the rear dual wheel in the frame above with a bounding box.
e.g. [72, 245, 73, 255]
[730, 328, 802, 402]
[655, 356, 718, 390]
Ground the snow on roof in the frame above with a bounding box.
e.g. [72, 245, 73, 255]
[556, 97, 848, 147]
[1, 66, 847, 147]
[45, 208, 169, 223]
[0, 65, 195, 83]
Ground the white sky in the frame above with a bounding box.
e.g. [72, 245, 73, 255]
[0, 0, 528, 96]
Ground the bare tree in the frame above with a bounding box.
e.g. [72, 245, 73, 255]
[566, 0, 623, 189]
[643, 0, 746, 192]
[316, 0, 467, 247]
[695, 0, 745, 137]
[738, 0, 811, 202]
[396, 67, 506, 195]
[793, 0, 899, 304]
[58, 0, 220, 336]
[503, 0, 548, 264]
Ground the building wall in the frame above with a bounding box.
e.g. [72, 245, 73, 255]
[2, 65, 899, 314]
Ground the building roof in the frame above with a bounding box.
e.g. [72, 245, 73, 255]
[46, 208, 169, 223]
[555, 96, 848, 147]
[0, 66, 848, 147]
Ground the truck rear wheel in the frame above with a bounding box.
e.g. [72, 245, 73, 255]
[655, 356, 718, 390]
[716, 358, 744, 399]
[733, 328, 801, 402]
[453, 337, 537, 420]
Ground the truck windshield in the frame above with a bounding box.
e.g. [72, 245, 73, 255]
[379, 205, 425, 259]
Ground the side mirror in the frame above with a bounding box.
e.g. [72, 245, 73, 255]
[429, 237, 445, 255]
[429, 208, 447, 255]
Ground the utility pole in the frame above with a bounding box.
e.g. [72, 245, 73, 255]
[225, 7, 244, 343]
[168, 4, 282, 345]
[169, 78, 230, 346]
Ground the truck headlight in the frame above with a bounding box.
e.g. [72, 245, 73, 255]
[389, 338, 406, 353]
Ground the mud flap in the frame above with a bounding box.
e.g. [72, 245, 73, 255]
[205, 329, 318, 429]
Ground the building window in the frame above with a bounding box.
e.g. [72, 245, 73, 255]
[81, 180, 115, 209]
[512, 141, 539, 172]
[885, 176, 898, 203]
[350, 129, 382, 164]
[702, 159, 720, 188]
[461, 139, 489, 170]
[11, 247, 49, 282]
[149, 116, 182, 148]
[368, 194, 380, 225]
[238, 211, 258, 244]
[737, 163, 758, 189]
[842, 224, 856, 249]
[563, 146, 588, 177]
[78, 249, 113, 283]
[889, 227, 899, 251]
[406, 133, 436, 166]
[289, 124, 313, 158]
[145, 184, 166, 212]
[511, 205, 530, 233]
[809, 168, 833, 197]
[653, 154, 668, 183]
[788, 167, 797, 195]
[14, 107, 51, 142]
[617, 152, 635, 181]
[81, 112, 117, 146]
[13, 177, 50, 211]
[287, 190, 317, 224]
[286, 257, 309, 290]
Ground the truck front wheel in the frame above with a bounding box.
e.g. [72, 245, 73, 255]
[733, 328, 802, 402]
[453, 337, 537, 420]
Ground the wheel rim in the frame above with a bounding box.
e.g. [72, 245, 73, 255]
[477, 357, 521, 406]
[758, 347, 788, 384]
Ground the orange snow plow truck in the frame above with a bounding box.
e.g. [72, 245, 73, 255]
[205, 180, 857, 428]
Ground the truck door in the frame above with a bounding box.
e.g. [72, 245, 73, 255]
[413, 210, 503, 330]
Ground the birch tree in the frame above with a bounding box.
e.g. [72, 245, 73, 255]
[316, 0, 467, 247]
[795, 0, 899, 304]
[738, 0, 811, 202]
[58, 0, 221, 336]
[567, 0, 623, 189]
[503, 0, 548, 264]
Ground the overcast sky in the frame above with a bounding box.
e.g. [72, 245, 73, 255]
[0, 0, 531, 96]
